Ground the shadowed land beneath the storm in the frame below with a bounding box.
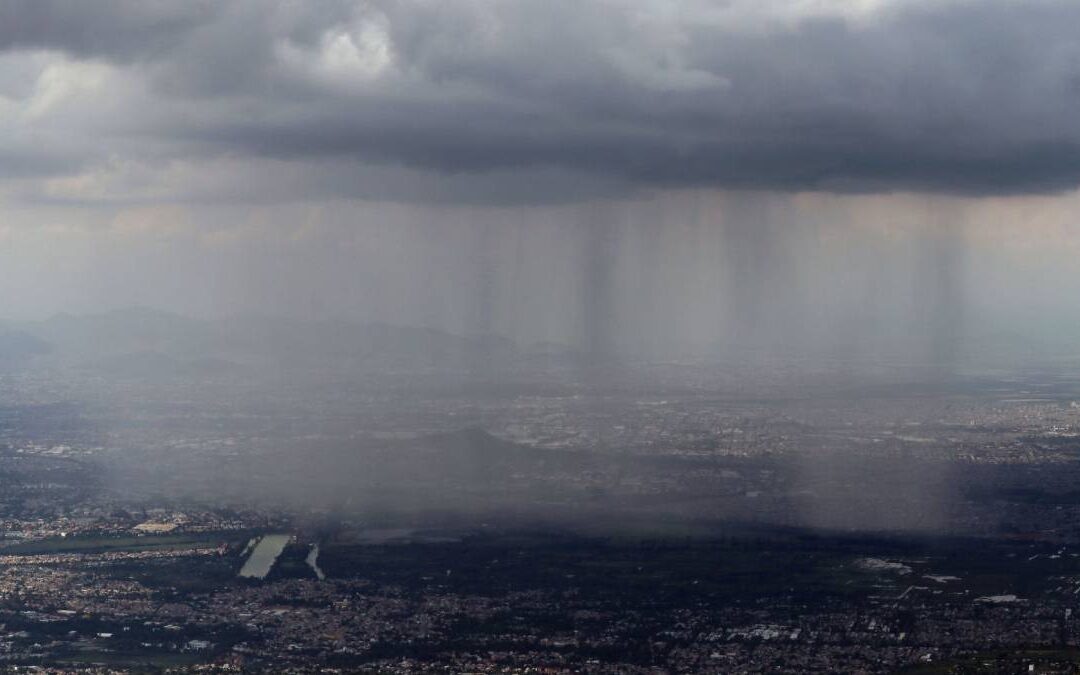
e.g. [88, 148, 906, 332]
[98, 425, 973, 536]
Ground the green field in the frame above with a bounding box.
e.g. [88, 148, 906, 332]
[0, 531, 245, 556]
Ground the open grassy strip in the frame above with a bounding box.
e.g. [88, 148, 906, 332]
[0, 531, 249, 556]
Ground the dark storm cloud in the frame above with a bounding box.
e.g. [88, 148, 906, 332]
[0, 1, 220, 61]
[4, 0, 1080, 199]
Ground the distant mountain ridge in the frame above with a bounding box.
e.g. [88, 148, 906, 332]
[3, 307, 518, 377]
[0, 330, 53, 365]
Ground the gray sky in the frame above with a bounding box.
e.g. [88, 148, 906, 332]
[2, 0, 1079, 358]
[5, 0, 1080, 201]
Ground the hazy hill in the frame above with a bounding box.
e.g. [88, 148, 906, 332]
[8, 308, 517, 377]
[0, 330, 53, 366]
